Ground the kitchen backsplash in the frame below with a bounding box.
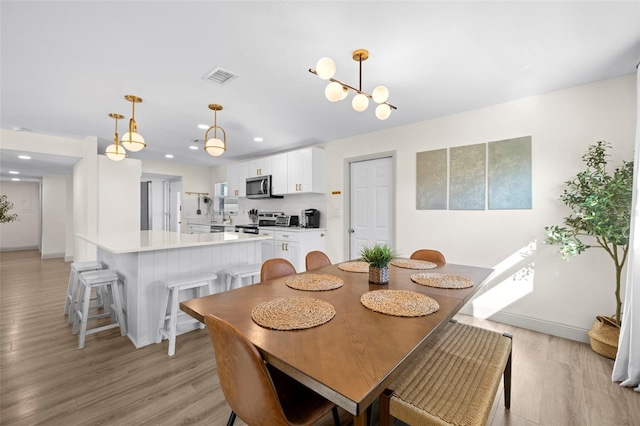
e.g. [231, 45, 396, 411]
[213, 192, 327, 227]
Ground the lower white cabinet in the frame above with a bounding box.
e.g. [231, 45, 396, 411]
[258, 229, 275, 263]
[271, 229, 325, 273]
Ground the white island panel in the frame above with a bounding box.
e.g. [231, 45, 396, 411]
[80, 231, 266, 348]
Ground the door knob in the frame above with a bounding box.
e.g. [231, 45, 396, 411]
[348, 228, 355, 234]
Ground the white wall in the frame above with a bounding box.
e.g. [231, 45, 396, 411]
[324, 74, 636, 342]
[0, 181, 40, 251]
[98, 156, 142, 236]
[142, 159, 213, 232]
[73, 137, 99, 262]
[65, 174, 74, 261]
[41, 175, 67, 258]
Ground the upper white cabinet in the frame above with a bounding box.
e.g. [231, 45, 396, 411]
[227, 162, 249, 197]
[230, 147, 325, 197]
[270, 153, 288, 195]
[248, 157, 272, 178]
[287, 147, 326, 194]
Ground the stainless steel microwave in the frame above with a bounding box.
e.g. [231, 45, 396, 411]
[246, 175, 283, 199]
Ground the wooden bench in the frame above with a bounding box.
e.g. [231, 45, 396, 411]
[380, 320, 512, 426]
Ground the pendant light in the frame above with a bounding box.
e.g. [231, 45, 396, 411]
[204, 104, 227, 157]
[105, 113, 127, 161]
[309, 49, 396, 120]
[120, 95, 146, 152]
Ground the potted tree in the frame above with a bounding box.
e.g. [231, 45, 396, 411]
[545, 141, 633, 359]
[360, 243, 399, 284]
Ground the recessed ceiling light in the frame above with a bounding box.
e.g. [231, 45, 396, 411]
[165, 154, 174, 159]
[18, 155, 31, 160]
[11, 178, 20, 181]
[189, 146, 199, 150]
[9, 171, 19, 174]
[254, 137, 264, 142]
[197, 124, 209, 130]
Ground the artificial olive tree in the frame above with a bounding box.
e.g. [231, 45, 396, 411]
[545, 141, 633, 325]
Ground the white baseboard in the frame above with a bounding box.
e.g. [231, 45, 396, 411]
[64, 255, 74, 262]
[0, 245, 39, 252]
[41, 252, 65, 259]
[458, 304, 590, 343]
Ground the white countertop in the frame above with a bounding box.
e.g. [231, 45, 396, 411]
[77, 230, 270, 254]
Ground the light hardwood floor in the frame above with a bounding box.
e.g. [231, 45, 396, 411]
[1, 251, 638, 425]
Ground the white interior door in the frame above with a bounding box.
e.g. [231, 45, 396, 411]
[349, 157, 394, 259]
[169, 179, 182, 232]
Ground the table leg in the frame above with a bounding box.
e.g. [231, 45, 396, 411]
[353, 411, 366, 426]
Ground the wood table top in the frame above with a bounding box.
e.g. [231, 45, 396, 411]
[180, 261, 493, 419]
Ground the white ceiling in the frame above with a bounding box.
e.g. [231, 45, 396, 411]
[1, 1, 638, 182]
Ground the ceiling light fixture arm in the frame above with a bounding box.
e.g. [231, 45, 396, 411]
[308, 68, 397, 110]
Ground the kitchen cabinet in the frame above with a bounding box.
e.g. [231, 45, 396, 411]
[227, 162, 249, 197]
[272, 229, 326, 272]
[287, 147, 326, 194]
[248, 157, 271, 178]
[257, 229, 275, 263]
[270, 153, 288, 195]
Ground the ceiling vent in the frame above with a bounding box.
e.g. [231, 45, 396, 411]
[203, 67, 238, 85]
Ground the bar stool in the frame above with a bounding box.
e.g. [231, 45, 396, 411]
[72, 270, 126, 349]
[222, 263, 261, 291]
[156, 272, 217, 356]
[64, 260, 103, 324]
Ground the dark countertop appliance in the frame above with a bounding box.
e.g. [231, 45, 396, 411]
[301, 209, 320, 228]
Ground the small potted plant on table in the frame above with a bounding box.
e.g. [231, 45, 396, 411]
[360, 243, 399, 284]
[545, 141, 633, 359]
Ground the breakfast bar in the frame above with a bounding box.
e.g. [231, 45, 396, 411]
[78, 230, 270, 348]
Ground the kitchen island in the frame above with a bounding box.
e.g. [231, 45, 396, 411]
[78, 230, 270, 348]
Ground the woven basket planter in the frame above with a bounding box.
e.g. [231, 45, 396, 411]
[587, 316, 620, 359]
[369, 266, 389, 284]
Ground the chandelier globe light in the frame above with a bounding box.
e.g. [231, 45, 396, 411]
[204, 104, 227, 157]
[375, 104, 392, 120]
[315, 57, 336, 80]
[309, 48, 396, 119]
[120, 95, 146, 152]
[105, 113, 127, 161]
[325, 82, 347, 102]
[352, 93, 369, 112]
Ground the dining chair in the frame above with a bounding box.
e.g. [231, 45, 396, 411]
[409, 249, 446, 266]
[204, 313, 341, 426]
[305, 251, 331, 271]
[261, 258, 296, 281]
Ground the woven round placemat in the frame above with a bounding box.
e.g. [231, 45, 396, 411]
[338, 261, 369, 273]
[285, 274, 344, 291]
[410, 273, 474, 289]
[251, 297, 335, 330]
[360, 290, 439, 317]
[390, 258, 437, 270]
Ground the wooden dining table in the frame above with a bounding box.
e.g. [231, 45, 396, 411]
[180, 261, 494, 426]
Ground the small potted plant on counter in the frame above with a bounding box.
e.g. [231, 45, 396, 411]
[360, 243, 400, 284]
[545, 141, 633, 359]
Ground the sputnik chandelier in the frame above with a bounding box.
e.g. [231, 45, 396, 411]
[309, 49, 396, 120]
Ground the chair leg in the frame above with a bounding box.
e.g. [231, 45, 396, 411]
[168, 287, 179, 356]
[110, 280, 127, 336]
[64, 270, 76, 315]
[504, 350, 512, 409]
[156, 287, 170, 343]
[379, 388, 393, 426]
[332, 406, 340, 426]
[77, 282, 92, 349]
[226, 411, 236, 426]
